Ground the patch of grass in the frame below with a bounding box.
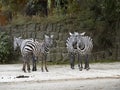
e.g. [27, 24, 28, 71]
[8, 58, 120, 66]
[37, 59, 120, 66]
[11, 14, 30, 25]
[47, 59, 120, 66]
[48, 60, 70, 65]
[10, 13, 70, 25]
[91, 59, 120, 64]
[36, 60, 70, 66]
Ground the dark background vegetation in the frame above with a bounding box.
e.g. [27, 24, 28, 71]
[0, 0, 119, 63]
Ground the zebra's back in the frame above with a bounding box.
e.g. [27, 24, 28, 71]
[21, 40, 40, 57]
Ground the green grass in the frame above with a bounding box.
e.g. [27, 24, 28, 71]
[91, 59, 120, 64]
[39, 59, 120, 66]
[10, 13, 70, 25]
[1, 58, 119, 65]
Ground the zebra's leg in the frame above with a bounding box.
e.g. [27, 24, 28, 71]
[32, 54, 34, 71]
[34, 57, 37, 71]
[80, 56, 83, 69]
[69, 53, 75, 69]
[85, 54, 90, 70]
[22, 57, 27, 72]
[73, 54, 75, 69]
[84, 54, 90, 70]
[44, 54, 48, 72]
[69, 53, 72, 69]
[32, 60, 35, 71]
[84, 55, 87, 69]
[27, 64, 31, 73]
[78, 53, 83, 71]
[22, 61, 26, 73]
[32, 54, 37, 71]
[41, 55, 44, 72]
[27, 57, 30, 72]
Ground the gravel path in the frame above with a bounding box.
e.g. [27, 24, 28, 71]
[0, 62, 120, 90]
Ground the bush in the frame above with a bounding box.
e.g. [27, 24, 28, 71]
[0, 32, 13, 63]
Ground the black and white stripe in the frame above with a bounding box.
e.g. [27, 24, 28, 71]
[66, 32, 93, 71]
[14, 35, 53, 72]
[14, 37, 38, 72]
[66, 32, 78, 69]
[38, 35, 54, 72]
[77, 32, 93, 70]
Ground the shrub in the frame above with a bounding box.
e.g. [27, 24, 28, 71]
[0, 32, 13, 63]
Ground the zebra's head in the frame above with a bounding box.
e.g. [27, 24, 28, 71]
[44, 35, 54, 47]
[69, 32, 79, 49]
[13, 37, 22, 51]
[77, 32, 86, 49]
[66, 32, 86, 53]
[77, 37, 85, 51]
[66, 32, 79, 53]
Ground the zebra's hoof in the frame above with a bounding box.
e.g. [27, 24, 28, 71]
[41, 69, 44, 72]
[45, 69, 49, 72]
[28, 71, 31, 73]
[28, 69, 31, 73]
[22, 69, 26, 73]
[86, 67, 90, 71]
[23, 71, 26, 73]
[84, 67, 87, 69]
[71, 67, 75, 69]
[32, 67, 37, 71]
[79, 68, 82, 71]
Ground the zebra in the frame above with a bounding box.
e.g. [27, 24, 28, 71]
[14, 37, 37, 72]
[66, 32, 78, 69]
[66, 32, 93, 71]
[76, 32, 93, 71]
[35, 34, 54, 72]
[13, 35, 54, 72]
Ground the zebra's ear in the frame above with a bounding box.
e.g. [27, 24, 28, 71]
[45, 35, 49, 38]
[80, 32, 86, 36]
[51, 35, 54, 38]
[18, 37, 22, 39]
[69, 32, 72, 36]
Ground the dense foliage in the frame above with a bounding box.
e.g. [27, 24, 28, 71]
[0, 32, 14, 63]
[92, 0, 119, 52]
[0, 0, 119, 62]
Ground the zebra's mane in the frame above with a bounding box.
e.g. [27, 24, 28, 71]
[40, 35, 54, 54]
[77, 35, 93, 55]
[66, 32, 93, 54]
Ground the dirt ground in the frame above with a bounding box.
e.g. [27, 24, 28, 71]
[0, 62, 120, 90]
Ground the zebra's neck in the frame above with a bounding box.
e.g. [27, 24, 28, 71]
[18, 39, 23, 47]
[43, 41, 50, 53]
